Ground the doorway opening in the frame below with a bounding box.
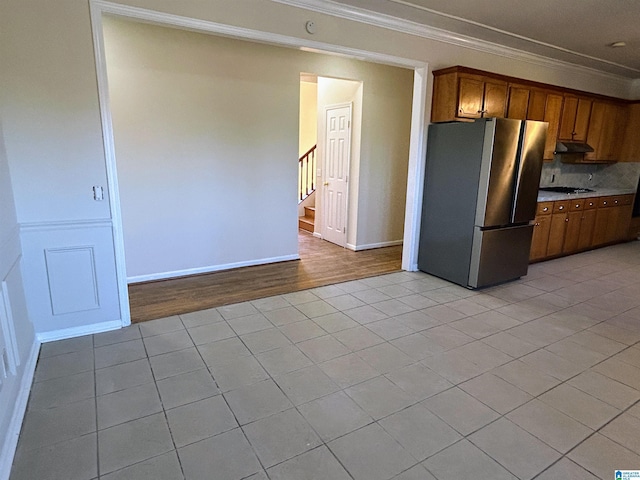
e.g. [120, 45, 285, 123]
[91, 3, 428, 326]
[298, 74, 363, 250]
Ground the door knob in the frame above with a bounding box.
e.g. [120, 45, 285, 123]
[323, 182, 329, 186]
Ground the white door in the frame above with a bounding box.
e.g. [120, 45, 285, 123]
[323, 104, 352, 247]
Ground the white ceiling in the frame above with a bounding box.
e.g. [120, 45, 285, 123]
[332, 0, 640, 79]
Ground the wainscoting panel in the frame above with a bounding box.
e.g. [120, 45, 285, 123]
[0, 228, 38, 480]
[45, 246, 100, 315]
[20, 220, 122, 337]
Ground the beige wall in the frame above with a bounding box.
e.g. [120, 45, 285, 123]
[299, 80, 318, 157]
[103, 16, 413, 278]
[0, 0, 637, 322]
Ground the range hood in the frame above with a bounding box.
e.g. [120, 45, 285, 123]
[554, 141, 594, 154]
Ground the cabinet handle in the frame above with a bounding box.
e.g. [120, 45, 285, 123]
[477, 110, 488, 114]
[542, 207, 549, 212]
[558, 206, 564, 210]
[614, 200, 619, 204]
[575, 204, 580, 208]
[589, 202, 594, 206]
[565, 218, 569, 222]
[603, 201, 608, 205]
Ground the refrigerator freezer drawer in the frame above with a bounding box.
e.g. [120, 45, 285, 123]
[468, 224, 534, 288]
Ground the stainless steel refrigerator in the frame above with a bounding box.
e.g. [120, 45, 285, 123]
[418, 117, 547, 288]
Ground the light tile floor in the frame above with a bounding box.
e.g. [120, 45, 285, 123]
[10, 241, 640, 480]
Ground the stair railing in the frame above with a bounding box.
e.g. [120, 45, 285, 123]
[298, 144, 317, 203]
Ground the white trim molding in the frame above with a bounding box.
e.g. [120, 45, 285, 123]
[36, 320, 122, 343]
[127, 254, 301, 284]
[271, 0, 635, 90]
[346, 240, 403, 252]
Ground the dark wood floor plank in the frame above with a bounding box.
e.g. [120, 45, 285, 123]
[128, 231, 402, 322]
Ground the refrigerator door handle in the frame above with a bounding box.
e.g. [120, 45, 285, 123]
[511, 121, 548, 224]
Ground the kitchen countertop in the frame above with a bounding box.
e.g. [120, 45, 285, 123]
[537, 188, 637, 202]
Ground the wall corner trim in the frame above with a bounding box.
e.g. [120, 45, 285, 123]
[0, 339, 40, 480]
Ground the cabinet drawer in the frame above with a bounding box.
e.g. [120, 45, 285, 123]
[614, 194, 634, 206]
[553, 200, 570, 214]
[536, 202, 553, 215]
[583, 198, 598, 210]
[598, 196, 614, 208]
[569, 200, 585, 211]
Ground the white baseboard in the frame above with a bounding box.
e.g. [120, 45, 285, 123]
[127, 254, 300, 284]
[0, 339, 40, 480]
[312, 232, 322, 239]
[409, 263, 419, 272]
[346, 240, 403, 251]
[37, 319, 122, 343]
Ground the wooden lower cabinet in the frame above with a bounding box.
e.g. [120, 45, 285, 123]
[530, 194, 634, 262]
[577, 208, 597, 250]
[530, 214, 552, 261]
[563, 211, 582, 253]
[546, 212, 567, 256]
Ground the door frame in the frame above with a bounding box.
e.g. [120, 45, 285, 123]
[320, 102, 352, 247]
[89, 0, 429, 326]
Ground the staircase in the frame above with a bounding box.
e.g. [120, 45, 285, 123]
[298, 206, 315, 232]
[298, 145, 317, 233]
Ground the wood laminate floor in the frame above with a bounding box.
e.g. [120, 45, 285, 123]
[128, 231, 402, 323]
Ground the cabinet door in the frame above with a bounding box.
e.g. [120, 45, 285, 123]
[530, 215, 551, 261]
[559, 96, 579, 141]
[601, 104, 625, 161]
[605, 206, 622, 244]
[573, 98, 592, 142]
[559, 97, 592, 142]
[592, 207, 611, 246]
[543, 94, 563, 160]
[507, 86, 530, 120]
[620, 104, 640, 162]
[527, 90, 547, 121]
[546, 213, 568, 256]
[577, 209, 596, 250]
[458, 77, 484, 119]
[563, 211, 582, 253]
[585, 102, 606, 161]
[484, 81, 508, 118]
[616, 205, 633, 241]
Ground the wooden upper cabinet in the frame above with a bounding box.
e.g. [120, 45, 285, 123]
[543, 94, 563, 161]
[559, 96, 592, 142]
[483, 81, 508, 118]
[431, 67, 638, 164]
[527, 89, 547, 121]
[507, 85, 530, 120]
[431, 69, 507, 122]
[621, 103, 640, 162]
[457, 75, 507, 119]
[585, 101, 626, 162]
[457, 76, 485, 119]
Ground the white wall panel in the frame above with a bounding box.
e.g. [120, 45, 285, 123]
[45, 247, 100, 315]
[20, 221, 121, 337]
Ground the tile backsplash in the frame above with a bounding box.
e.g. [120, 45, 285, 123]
[540, 157, 640, 191]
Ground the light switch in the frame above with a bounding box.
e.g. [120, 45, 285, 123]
[93, 185, 104, 201]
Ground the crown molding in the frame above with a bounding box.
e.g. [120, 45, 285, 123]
[270, 0, 634, 90]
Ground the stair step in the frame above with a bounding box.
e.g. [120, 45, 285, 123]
[304, 206, 315, 219]
[298, 215, 314, 232]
